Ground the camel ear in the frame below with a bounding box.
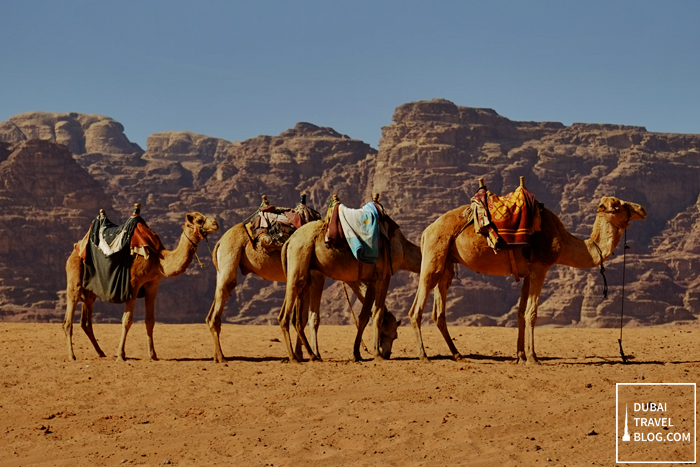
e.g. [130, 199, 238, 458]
[186, 213, 195, 225]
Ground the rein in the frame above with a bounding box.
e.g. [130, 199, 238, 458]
[183, 218, 212, 269]
[591, 240, 608, 299]
[618, 229, 630, 364]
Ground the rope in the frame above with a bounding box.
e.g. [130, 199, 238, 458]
[342, 282, 369, 353]
[618, 230, 629, 364]
[591, 240, 608, 299]
[183, 226, 204, 268]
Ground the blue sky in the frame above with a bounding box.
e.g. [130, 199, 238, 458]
[2, 1, 699, 150]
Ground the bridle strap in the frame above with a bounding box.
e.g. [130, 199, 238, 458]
[591, 240, 607, 299]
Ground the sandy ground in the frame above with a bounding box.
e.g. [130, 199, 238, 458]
[1, 322, 698, 467]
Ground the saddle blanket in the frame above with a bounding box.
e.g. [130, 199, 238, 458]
[325, 202, 383, 264]
[76, 214, 163, 303]
[471, 185, 541, 250]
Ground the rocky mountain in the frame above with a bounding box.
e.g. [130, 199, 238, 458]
[1, 102, 698, 330]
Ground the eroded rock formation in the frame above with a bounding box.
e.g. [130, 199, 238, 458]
[1, 102, 699, 328]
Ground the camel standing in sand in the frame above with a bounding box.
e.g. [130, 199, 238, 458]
[279, 220, 422, 362]
[63, 211, 219, 361]
[205, 222, 332, 362]
[408, 191, 646, 365]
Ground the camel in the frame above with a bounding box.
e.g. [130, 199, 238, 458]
[205, 221, 389, 363]
[408, 180, 646, 365]
[63, 209, 219, 361]
[279, 217, 422, 363]
[205, 221, 330, 363]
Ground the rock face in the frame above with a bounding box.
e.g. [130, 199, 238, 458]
[0, 140, 112, 320]
[1, 103, 699, 330]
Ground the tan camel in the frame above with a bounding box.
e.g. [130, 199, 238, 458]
[279, 219, 422, 362]
[63, 210, 219, 361]
[205, 222, 391, 363]
[408, 186, 646, 365]
[205, 222, 332, 362]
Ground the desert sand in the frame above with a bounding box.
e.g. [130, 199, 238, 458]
[1, 322, 698, 466]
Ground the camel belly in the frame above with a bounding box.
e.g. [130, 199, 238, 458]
[451, 230, 530, 277]
[312, 244, 384, 283]
[240, 245, 286, 282]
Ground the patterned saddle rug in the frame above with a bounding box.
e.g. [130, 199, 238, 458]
[469, 185, 542, 251]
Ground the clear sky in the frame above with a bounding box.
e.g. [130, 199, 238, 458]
[2, 1, 699, 150]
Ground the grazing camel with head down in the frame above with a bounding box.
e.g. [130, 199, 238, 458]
[63, 208, 220, 361]
[279, 200, 422, 362]
[408, 178, 647, 364]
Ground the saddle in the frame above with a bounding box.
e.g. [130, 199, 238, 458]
[75, 205, 163, 303]
[466, 184, 542, 251]
[244, 194, 321, 251]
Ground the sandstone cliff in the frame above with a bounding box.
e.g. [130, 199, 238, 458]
[1, 103, 698, 330]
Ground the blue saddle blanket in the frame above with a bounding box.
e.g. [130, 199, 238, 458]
[338, 202, 380, 264]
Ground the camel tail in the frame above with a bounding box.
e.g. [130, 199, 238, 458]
[281, 240, 289, 278]
[212, 241, 221, 272]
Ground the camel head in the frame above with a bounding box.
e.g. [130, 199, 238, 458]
[184, 212, 220, 241]
[596, 197, 647, 229]
[378, 311, 401, 359]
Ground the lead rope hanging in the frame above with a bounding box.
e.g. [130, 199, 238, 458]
[618, 230, 629, 364]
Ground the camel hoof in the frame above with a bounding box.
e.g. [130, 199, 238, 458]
[150, 356, 159, 362]
[453, 353, 463, 362]
[526, 359, 541, 366]
[419, 356, 431, 363]
[97, 352, 106, 358]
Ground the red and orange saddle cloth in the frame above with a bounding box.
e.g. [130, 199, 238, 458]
[470, 184, 541, 251]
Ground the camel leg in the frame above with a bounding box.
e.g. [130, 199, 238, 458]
[307, 273, 325, 360]
[278, 294, 301, 363]
[116, 298, 137, 361]
[353, 284, 376, 362]
[292, 291, 318, 362]
[80, 292, 105, 358]
[143, 281, 160, 361]
[205, 243, 241, 363]
[293, 296, 306, 361]
[408, 268, 443, 362]
[432, 261, 462, 361]
[522, 269, 547, 365]
[63, 251, 84, 361]
[278, 233, 314, 363]
[516, 276, 531, 364]
[371, 279, 391, 360]
[63, 288, 80, 361]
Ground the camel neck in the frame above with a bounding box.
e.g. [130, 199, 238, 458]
[160, 229, 199, 277]
[558, 214, 623, 269]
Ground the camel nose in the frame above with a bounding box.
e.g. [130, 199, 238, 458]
[632, 204, 647, 220]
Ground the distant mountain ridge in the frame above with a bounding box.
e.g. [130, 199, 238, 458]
[1, 100, 698, 328]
